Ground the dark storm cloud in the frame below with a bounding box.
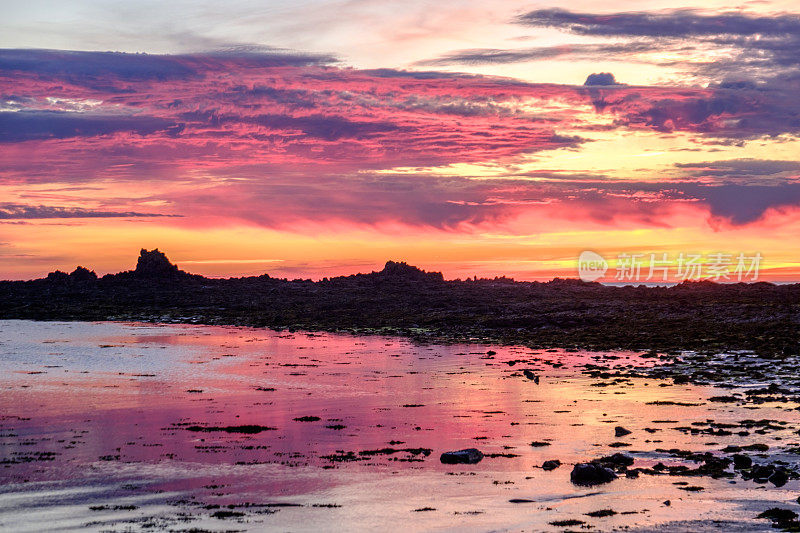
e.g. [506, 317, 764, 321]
[524, 178, 800, 225]
[676, 159, 800, 178]
[0, 110, 180, 142]
[584, 73, 620, 86]
[178, 110, 403, 141]
[422, 8, 800, 86]
[0, 48, 335, 82]
[418, 42, 663, 66]
[693, 183, 800, 224]
[515, 8, 800, 38]
[0, 204, 177, 219]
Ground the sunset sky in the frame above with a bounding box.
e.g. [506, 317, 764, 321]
[2, 1, 800, 281]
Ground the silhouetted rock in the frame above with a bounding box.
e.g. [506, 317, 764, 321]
[1, 248, 799, 362]
[732, 454, 752, 469]
[522, 369, 539, 383]
[46, 270, 70, 283]
[768, 468, 789, 487]
[570, 463, 618, 486]
[542, 459, 561, 471]
[134, 248, 182, 278]
[615, 426, 632, 437]
[377, 261, 444, 283]
[440, 448, 483, 464]
[69, 266, 97, 282]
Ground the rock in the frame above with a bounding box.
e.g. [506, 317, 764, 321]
[732, 454, 752, 469]
[757, 508, 799, 530]
[570, 463, 618, 486]
[768, 469, 789, 487]
[440, 448, 484, 465]
[745, 464, 775, 483]
[614, 426, 632, 437]
[69, 266, 97, 282]
[542, 460, 561, 471]
[598, 453, 634, 468]
[46, 270, 70, 283]
[522, 369, 539, 383]
[377, 261, 444, 283]
[134, 248, 182, 278]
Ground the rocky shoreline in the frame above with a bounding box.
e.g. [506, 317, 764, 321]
[1, 249, 798, 359]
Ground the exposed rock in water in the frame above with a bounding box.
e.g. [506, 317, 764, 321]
[614, 426, 632, 437]
[768, 469, 789, 487]
[597, 453, 634, 468]
[440, 448, 484, 465]
[732, 454, 752, 469]
[756, 508, 799, 530]
[522, 369, 539, 383]
[570, 463, 618, 486]
[542, 459, 561, 471]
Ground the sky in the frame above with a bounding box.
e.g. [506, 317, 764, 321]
[2, 1, 800, 281]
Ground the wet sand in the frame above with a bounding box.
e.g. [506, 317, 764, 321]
[0, 320, 797, 532]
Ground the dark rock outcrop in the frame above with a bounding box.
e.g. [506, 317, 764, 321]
[376, 261, 444, 284]
[614, 426, 632, 437]
[133, 248, 182, 278]
[440, 448, 483, 465]
[69, 266, 97, 282]
[542, 459, 561, 471]
[732, 454, 752, 469]
[570, 463, 618, 486]
[46, 270, 70, 283]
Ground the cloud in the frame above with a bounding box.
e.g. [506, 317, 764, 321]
[516, 8, 800, 82]
[0, 48, 335, 83]
[0, 49, 590, 183]
[417, 42, 664, 66]
[515, 8, 800, 38]
[152, 167, 800, 230]
[1, 48, 800, 233]
[691, 183, 800, 224]
[584, 73, 619, 86]
[0, 110, 180, 142]
[178, 110, 403, 141]
[422, 9, 800, 89]
[675, 159, 800, 179]
[0, 203, 177, 219]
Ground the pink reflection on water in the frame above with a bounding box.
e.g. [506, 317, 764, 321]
[0, 321, 797, 532]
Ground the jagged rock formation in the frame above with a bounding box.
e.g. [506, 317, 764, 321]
[45, 267, 96, 282]
[69, 266, 98, 281]
[376, 261, 444, 283]
[3, 248, 799, 357]
[133, 249, 183, 278]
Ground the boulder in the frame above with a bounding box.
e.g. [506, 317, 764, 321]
[570, 463, 618, 486]
[614, 426, 632, 437]
[732, 454, 752, 470]
[440, 448, 484, 465]
[768, 469, 789, 487]
[542, 459, 561, 471]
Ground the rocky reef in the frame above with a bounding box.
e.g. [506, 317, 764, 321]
[0, 249, 798, 358]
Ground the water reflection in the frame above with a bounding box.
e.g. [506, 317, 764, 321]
[0, 320, 796, 532]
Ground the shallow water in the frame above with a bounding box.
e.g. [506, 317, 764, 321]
[0, 320, 797, 532]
